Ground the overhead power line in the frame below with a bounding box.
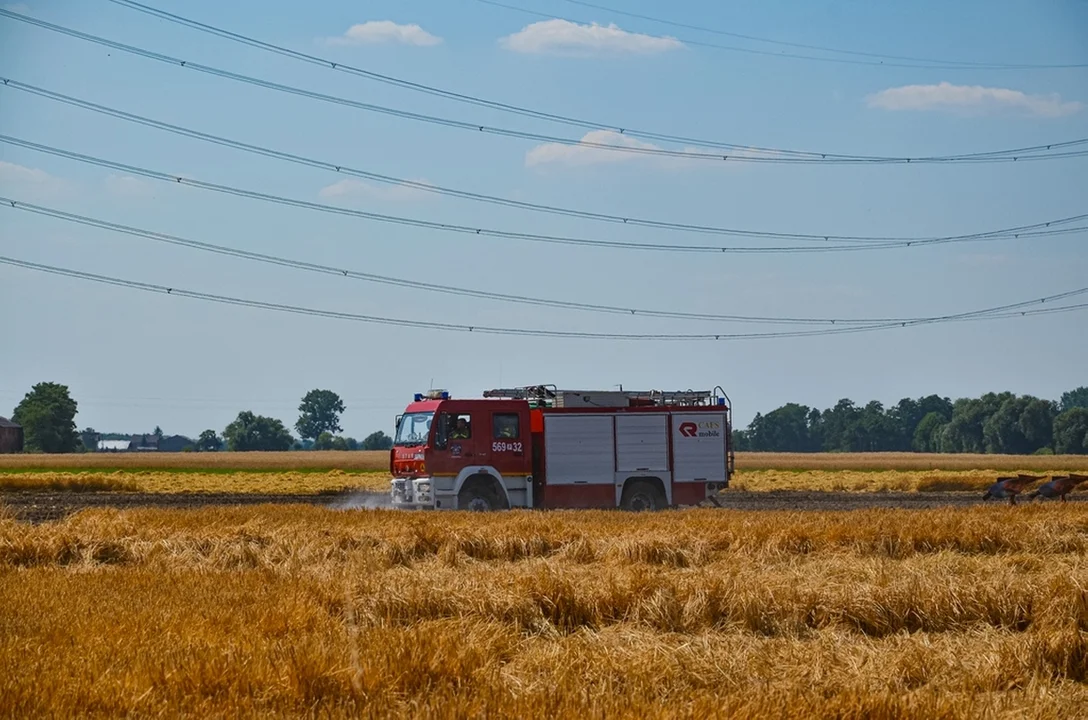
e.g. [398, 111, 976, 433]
[3, 255, 1085, 341]
[4, 8, 1086, 164]
[0, 80, 872, 243]
[11, 196, 1086, 326]
[556, 0, 1045, 68]
[5, 135, 1086, 255]
[483, 0, 1088, 70]
[9, 80, 1087, 245]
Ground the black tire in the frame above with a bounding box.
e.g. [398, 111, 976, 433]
[458, 481, 503, 511]
[620, 480, 666, 511]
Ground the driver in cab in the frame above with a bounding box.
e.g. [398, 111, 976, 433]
[451, 416, 471, 439]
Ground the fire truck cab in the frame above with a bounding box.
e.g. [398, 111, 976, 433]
[390, 385, 734, 511]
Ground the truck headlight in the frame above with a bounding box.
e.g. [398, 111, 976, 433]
[416, 482, 431, 492]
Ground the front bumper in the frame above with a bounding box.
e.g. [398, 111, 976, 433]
[391, 477, 437, 509]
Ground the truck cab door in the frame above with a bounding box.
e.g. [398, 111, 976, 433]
[434, 411, 477, 466]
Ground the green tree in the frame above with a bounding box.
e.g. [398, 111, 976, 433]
[223, 411, 293, 451]
[982, 396, 1055, 455]
[889, 395, 953, 451]
[80, 427, 99, 453]
[912, 412, 947, 453]
[313, 431, 335, 451]
[1018, 398, 1056, 452]
[942, 393, 1011, 453]
[344, 437, 359, 451]
[362, 431, 393, 451]
[731, 429, 750, 451]
[12, 382, 80, 453]
[295, 389, 345, 441]
[819, 399, 863, 452]
[330, 435, 350, 451]
[745, 404, 819, 452]
[857, 400, 897, 451]
[982, 397, 1027, 454]
[1053, 409, 1088, 454]
[197, 430, 223, 452]
[1060, 387, 1088, 412]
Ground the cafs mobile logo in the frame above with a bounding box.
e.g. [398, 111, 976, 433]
[678, 420, 721, 438]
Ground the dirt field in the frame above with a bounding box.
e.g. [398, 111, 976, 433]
[3, 450, 1086, 473]
[2, 503, 1086, 718]
[2, 487, 1083, 524]
[0, 470, 390, 494]
[2, 466, 1084, 502]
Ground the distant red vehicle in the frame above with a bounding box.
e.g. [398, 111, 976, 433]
[390, 385, 734, 511]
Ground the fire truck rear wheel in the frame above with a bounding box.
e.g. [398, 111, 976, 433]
[621, 480, 666, 512]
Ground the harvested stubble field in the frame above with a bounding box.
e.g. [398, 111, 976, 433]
[3, 450, 1087, 473]
[2, 451, 1087, 498]
[0, 469, 391, 494]
[2, 468, 1085, 497]
[2, 505, 1087, 718]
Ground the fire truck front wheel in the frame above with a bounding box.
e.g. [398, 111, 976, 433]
[620, 479, 666, 512]
[458, 477, 507, 511]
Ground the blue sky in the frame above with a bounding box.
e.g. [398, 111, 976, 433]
[1, 0, 1086, 440]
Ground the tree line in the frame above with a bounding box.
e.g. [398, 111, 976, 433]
[733, 387, 1088, 455]
[194, 389, 393, 452]
[9, 383, 394, 453]
[13, 380, 1087, 456]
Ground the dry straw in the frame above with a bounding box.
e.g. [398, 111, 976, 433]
[2, 504, 1087, 717]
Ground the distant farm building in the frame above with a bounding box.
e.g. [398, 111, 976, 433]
[158, 435, 193, 452]
[127, 434, 193, 452]
[129, 434, 160, 451]
[0, 417, 24, 453]
[93, 434, 194, 452]
[97, 439, 131, 452]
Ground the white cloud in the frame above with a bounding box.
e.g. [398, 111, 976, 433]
[325, 21, 442, 47]
[867, 82, 1082, 118]
[500, 19, 682, 56]
[104, 174, 155, 197]
[319, 178, 433, 202]
[526, 130, 664, 167]
[0, 161, 66, 194]
[0, 161, 52, 184]
[525, 130, 775, 169]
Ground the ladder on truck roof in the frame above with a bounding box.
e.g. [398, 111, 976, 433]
[482, 385, 730, 408]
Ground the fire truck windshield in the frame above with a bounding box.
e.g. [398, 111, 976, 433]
[394, 412, 433, 446]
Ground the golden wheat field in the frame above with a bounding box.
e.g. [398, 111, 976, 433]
[1, 504, 1087, 718]
[3, 450, 1088, 473]
[0, 450, 392, 472]
[0, 470, 392, 494]
[3, 467, 1085, 495]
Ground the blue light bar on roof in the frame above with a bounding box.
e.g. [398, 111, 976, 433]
[414, 393, 423, 402]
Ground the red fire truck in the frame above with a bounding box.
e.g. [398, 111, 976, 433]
[389, 385, 734, 511]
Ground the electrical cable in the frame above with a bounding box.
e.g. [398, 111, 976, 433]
[9, 196, 1085, 326]
[483, 0, 1088, 70]
[8, 79, 1087, 244]
[556, 0, 1035, 67]
[5, 135, 1087, 255]
[4, 8, 1086, 164]
[2, 255, 1085, 341]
